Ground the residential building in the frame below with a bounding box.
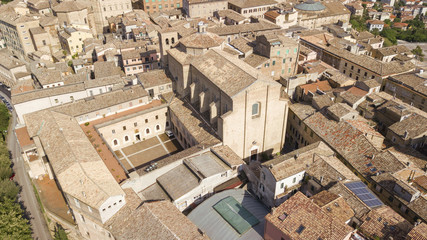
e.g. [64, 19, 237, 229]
[359, 205, 414, 239]
[264, 8, 298, 29]
[136, 70, 173, 98]
[182, 0, 228, 18]
[371, 45, 413, 62]
[300, 32, 415, 83]
[244, 33, 299, 80]
[372, 163, 427, 224]
[26, 0, 51, 15]
[245, 141, 359, 208]
[207, 19, 281, 43]
[11, 76, 125, 122]
[264, 192, 354, 240]
[345, 2, 364, 16]
[58, 27, 93, 55]
[52, 1, 89, 29]
[0, 49, 31, 87]
[381, 0, 396, 7]
[0, 7, 40, 57]
[121, 46, 160, 76]
[228, 0, 278, 19]
[382, 70, 427, 111]
[367, 20, 385, 31]
[91, 0, 132, 34]
[214, 9, 248, 25]
[386, 113, 427, 150]
[141, 0, 182, 14]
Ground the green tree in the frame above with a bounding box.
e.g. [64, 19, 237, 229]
[54, 223, 69, 240]
[394, 17, 401, 22]
[371, 28, 380, 36]
[0, 197, 32, 240]
[0, 104, 9, 133]
[380, 28, 398, 44]
[0, 180, 20, 200]
[411, 46, 425, 62]
[383, 38, 394, 47]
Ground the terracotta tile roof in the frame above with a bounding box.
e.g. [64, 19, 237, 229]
[311, 191, 355, 223]
[106, 189, 207, 240]
[228, 0, 277, 8]
[179, 32, 225, 49]
[389, 71, 427, 96]
[329, 182, 371, 219]
[264, 10, 280, 19]
[407, 222, 427, 240]
[413, 176, 427, 192]
[359, 206, 413, 239]
[388, 113, 427, 139]
[136, 70, 172, 89]
[15, 126, 34, 149]
[304, 112, 406, 177]
[266, 192, 353, 240]
[299, 80, 332, 94]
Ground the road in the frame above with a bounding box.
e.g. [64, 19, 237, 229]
[2, 91, 52, 240]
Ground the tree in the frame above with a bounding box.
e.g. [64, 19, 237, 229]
[371, 28, 380, 36]
[0, 180, 20, 200]
[394, 18, 401, 22]
[0, 104, 9, 133]
[383, 38, 394, 47]
[411, 46, 425, 62]
[54, 223, 69, 240]
[0, 197, 32, 240]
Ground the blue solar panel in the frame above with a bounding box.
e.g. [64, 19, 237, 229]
[344, 181, 383, 208]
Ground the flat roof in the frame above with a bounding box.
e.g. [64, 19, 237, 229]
[188, 189, 269, 240]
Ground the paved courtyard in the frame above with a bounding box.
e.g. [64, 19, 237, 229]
[114, 133, 182, 173]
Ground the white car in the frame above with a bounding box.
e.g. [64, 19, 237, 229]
[165, 130, 174, 138]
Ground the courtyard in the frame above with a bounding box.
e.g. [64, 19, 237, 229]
[114, 133, 182, 173]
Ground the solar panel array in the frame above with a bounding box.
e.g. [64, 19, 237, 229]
[344, 181, 383, 208]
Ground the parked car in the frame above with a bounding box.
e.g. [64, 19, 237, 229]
[165, 130, 174, 138]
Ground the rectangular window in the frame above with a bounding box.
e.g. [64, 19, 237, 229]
[283, 58, 286, 63]
[134, 122, 137, 127]
[277, 51, 280, 56]
[252, 103, 260, 116]
[281, 182, 284, 188]
[272, 60, 276, 66]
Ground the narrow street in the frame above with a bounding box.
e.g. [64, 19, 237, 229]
[2, 91, 52, 240]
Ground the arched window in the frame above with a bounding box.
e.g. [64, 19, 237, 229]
[165, 38, 169, 45]
[146, 128, 150, 134]
[171, 37, 175, 44]
[124, 136, 129, 142]
[252, 102, 260, 117]
[113, 139, 118, 146]
[156, 124, 160, 131]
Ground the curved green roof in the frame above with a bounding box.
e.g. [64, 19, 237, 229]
[295, 0, 326, 11]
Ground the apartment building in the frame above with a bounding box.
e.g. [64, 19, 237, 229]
[0, 8, 40, 57]
[24, 110, 127, 239]
[142, 0, 182, 14]
[91, 0, 133, 34]
[0, 50, 31, 87]
[244, 33, 299, 80]
[228, 0, 277, 19]
[52, 1, 89, 28]
[264, 8, 298, 29]
[382, 70, 427, 111]
[58, 27, 93, 55]
[121, 46, 160, 76]
[300, 32, 415, 83]
[245, 141, 358, 208]
[183, 0, 228, 18]
[11, 76, 125, 122]
[264, 192, 354, 240]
